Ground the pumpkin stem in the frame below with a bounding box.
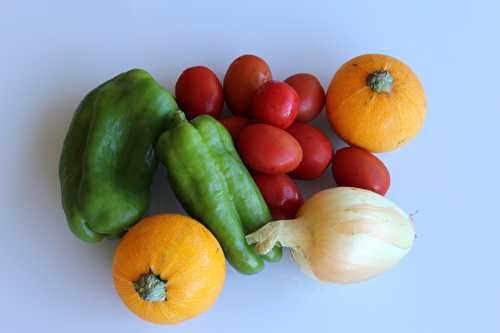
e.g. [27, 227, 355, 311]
[367, 70, 394, 93]
[134, 272, 167, 302]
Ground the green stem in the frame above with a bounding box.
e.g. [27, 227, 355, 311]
[173, 110, 187, 123]
[133, 272, 167, 302]
[367, 70, 394, 93]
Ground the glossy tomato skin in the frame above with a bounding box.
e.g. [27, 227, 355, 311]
[237, 124, 303, 174]
[251, 81, 300, 129]
[253, 173, 303, 219]
[285, 73, 325, 122]
[219, 116, 250, 140]
[331, 147, 390, 195]
[223, 55, 272, 116]
[287, 123, 333, 180]
[175, 66, 223, 119]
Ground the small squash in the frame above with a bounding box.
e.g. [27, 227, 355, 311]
[326, 54, 426, 152]
[112, 214, 225, 324]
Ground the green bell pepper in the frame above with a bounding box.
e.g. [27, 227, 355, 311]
[59, 69, 178, 242]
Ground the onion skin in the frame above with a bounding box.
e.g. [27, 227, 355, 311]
[246, 187, 415, 283]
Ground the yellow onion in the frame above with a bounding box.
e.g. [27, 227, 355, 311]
[246, 187, 415, 283]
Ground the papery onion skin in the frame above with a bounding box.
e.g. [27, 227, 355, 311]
[247, 187, 415, 284]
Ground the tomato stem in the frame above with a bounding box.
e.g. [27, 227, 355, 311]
[367, 70, 394, 93]
[134, 272, 167, 302]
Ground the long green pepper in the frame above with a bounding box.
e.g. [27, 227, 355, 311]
[156, 112, 266, 274]
[191, 115, 282, 262]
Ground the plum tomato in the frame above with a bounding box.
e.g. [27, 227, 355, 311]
[219, 116, 250, 140]
[236, 124, 302, 174]
[223, 55, 272, 116]
[331, 147, 390, 195]
[175, 66, 223, 119]
[253, 173, 303, 219]
[287, 123, 333, 180]
[251, 81, 300, 129]
[285, 73, 325, 122]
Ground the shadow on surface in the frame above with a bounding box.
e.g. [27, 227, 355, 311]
[146, 164, 185, 216]
[36, 95, 76, 212]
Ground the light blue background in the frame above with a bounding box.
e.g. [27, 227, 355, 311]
[1, 1, 499, 332]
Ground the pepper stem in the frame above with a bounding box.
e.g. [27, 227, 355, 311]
[133, 272, 167, 302]
[166, 110, 188, 130]
[367, 70, 394, 93]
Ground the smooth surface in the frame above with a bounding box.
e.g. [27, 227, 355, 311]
[1, 1, 499, 332]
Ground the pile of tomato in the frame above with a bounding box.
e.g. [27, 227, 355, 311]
[175, 54, 390, 219]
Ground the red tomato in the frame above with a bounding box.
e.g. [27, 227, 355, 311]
[331, 147, 390, 195]
[253, 173, 303, 219]
[175, 66, 223, 119]
[223, 55, 272, 116]
[285, 73, 325, 122]
[219, 116, 250, 140]
[251, 81, 300, 129]
[287, 123, 333, 180]
[237, 124, 302, 174]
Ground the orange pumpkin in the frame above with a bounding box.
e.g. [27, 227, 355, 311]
[112, 214, 225, 324]
[326, 54, 426, 152]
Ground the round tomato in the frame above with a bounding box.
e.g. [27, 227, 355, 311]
[287, 123, 333, 180]
[219, 116, 250, 140]
[251, 81, 300, 129]
[331, 147, 390, 195]
[223, 55, 272, 116]
[285, 73, 325, 122]
[175, 66, 223, 119]
[237, 124, 302, 174]
[253, 173, 303, 219]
